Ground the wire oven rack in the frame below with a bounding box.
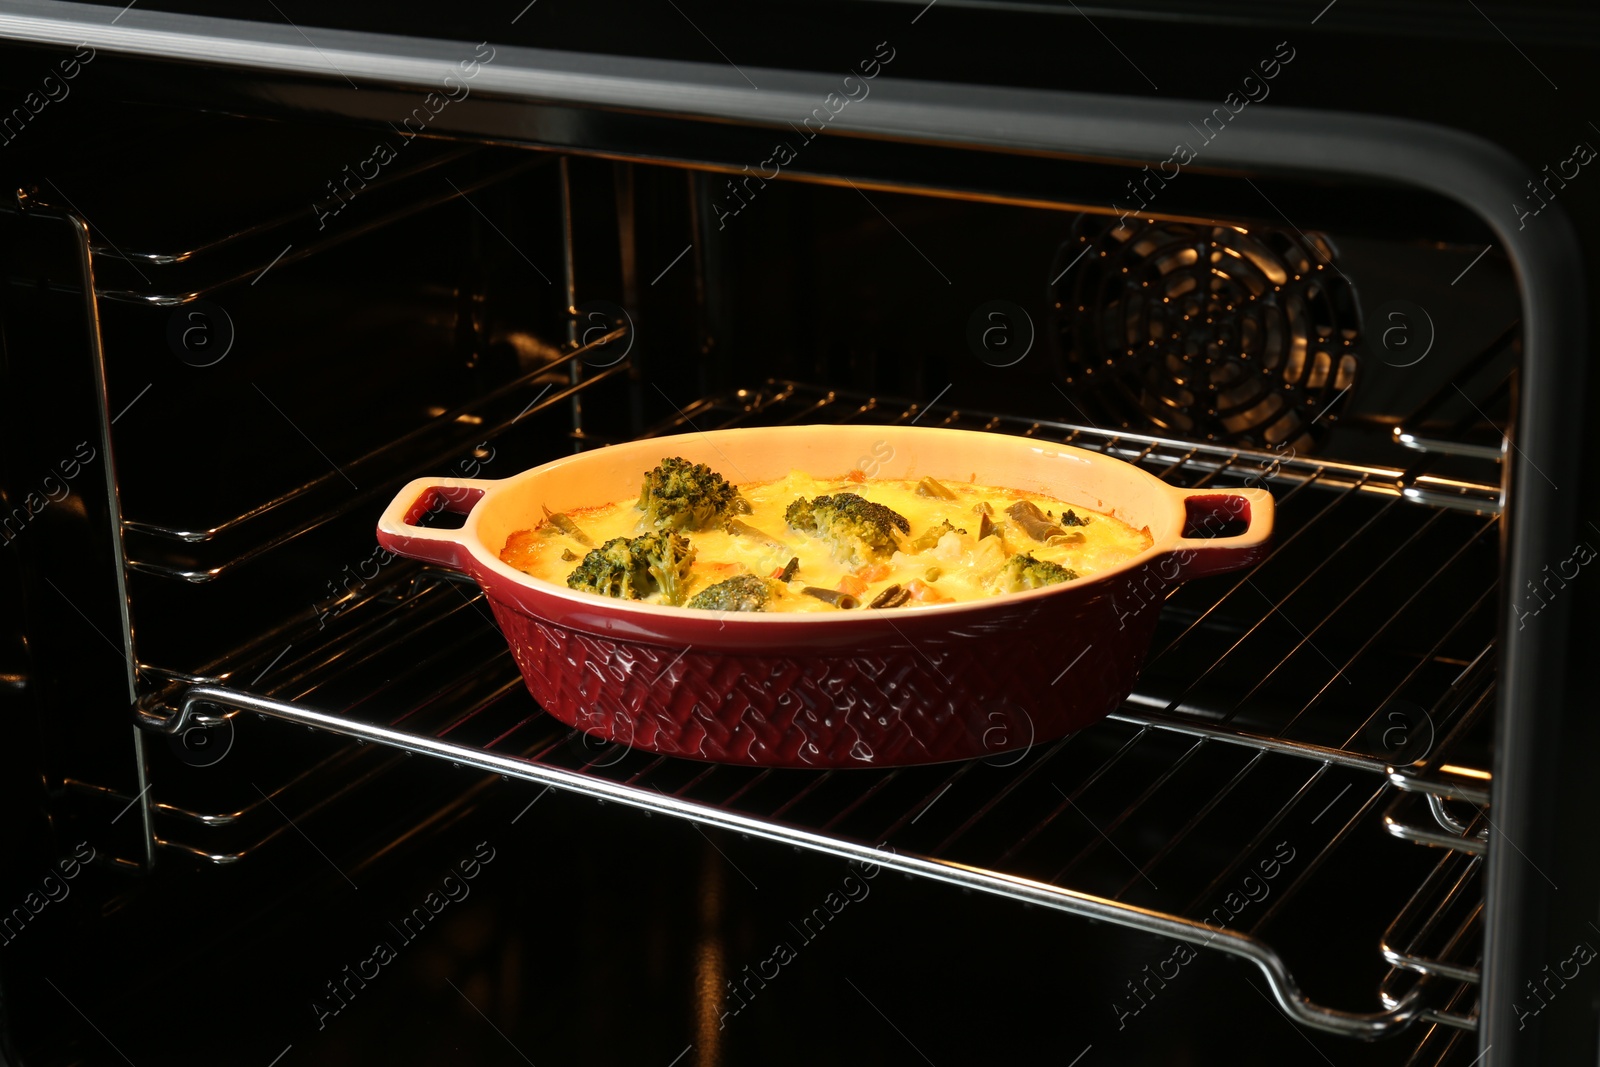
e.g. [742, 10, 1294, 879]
[121, 324, 629, 582]
[135, 380, 1502, 1040]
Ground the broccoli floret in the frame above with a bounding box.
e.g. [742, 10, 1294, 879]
[907, 519, 966, 554]
[686, 574, 773, 612]
[784, 492, 910, 564]
[993, 552, 1079, 592]
[566, 530, 696, 605]
[785, 496, 817, 532]
[637, 457, 738, 532]
[628, 529, 696, 606]
[566, 536, 645, 600]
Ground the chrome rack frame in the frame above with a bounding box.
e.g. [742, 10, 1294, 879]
[1391, 320, 1518, 464]
[122, 325, 629, 582]
[145, 678, 1440, 1038]
[133, 382, 1503, 1040]
[663, 383, 1503, 516]
[1383, 849, 1483, 987]
[71, 146, 551, 306]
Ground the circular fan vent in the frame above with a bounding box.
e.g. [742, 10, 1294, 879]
[1050, 216, 1362, 450]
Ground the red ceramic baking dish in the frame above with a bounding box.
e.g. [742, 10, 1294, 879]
[376, 426, 1273, 768]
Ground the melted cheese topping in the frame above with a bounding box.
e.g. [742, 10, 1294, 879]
[500, 471, 1153, 612]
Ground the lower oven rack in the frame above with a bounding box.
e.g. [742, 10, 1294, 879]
[133, 381, 1502, 1040]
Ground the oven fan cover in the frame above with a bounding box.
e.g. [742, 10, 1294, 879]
[1049, 216, 1361, 451]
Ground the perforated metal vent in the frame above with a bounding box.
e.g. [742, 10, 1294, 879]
[1050, 216, 1362, 450]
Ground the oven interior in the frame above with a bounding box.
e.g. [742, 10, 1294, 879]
[0, 90, 1521, 1066]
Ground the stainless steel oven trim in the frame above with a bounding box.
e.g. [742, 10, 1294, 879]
[65, 202, 157, 869]
[4, 4, 1583, 1058]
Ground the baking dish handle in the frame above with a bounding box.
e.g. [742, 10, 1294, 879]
[376, 476, 498, 570]
[1168, 487, 1276, 580]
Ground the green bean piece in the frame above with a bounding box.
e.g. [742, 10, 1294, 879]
[541, 504, 595, 547]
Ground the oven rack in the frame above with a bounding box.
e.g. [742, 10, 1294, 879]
[136, 630, 1464, 1039]
[120, 323, 629, 582]
[1385, 789, 1490, 854]
[1382, 684, 1495, 854]
[133, 385, 1502, 1039]
[1378, 849, 1484, 1044]
[1392, 321, 1518, 464]
[653, 382, 1503, 516]
[1388, 665, 1495, 807]
[1403, 997, 1482, 1067]
[1383, 850, 1483, 988]
[62, 738, 415, 863]
[60, 145, 551, 306]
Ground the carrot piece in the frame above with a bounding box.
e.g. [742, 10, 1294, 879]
[905, 579, 952, 604]
[846, 468, 867, 483]
[837, 574, 869, 597]
[856, 562, 892, 583]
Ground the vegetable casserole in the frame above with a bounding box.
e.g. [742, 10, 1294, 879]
[500, 457, 1154, 612]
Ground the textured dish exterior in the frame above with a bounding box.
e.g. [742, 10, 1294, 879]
[485, 582, 1162, 768]
[376, 425, 1273, 768]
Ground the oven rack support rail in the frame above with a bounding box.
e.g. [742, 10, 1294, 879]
[137, 680, 1438, 1040]
[654, 382, 1503, 517]
[120, 323, 631, 582]
[116, 645, 1489, 1031]
[58, 147, 552, 306]
[1391, 320, 1518, 464]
